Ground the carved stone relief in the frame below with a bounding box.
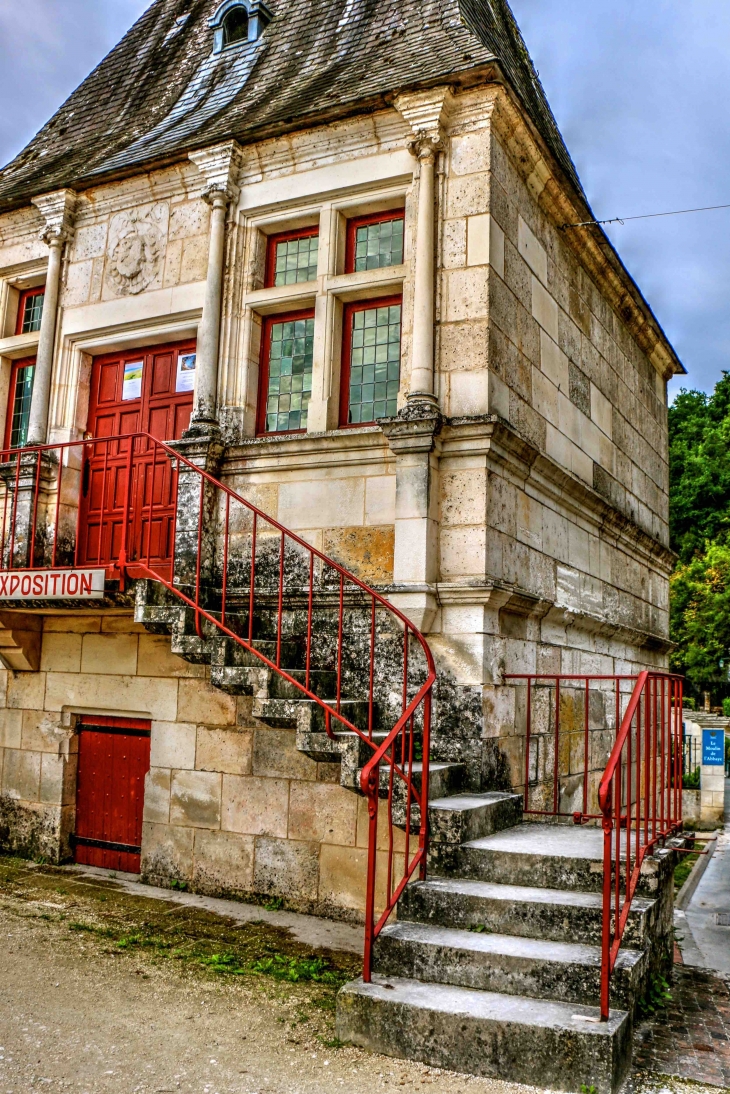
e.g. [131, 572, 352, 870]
[105, 202, 169, 296]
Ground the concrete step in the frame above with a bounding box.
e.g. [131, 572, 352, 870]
[210, 663, 336, 699]
[399, 877, 655, 948]
[337, 976, 632, 1094]
[373, 921, 646, 1010]
[254, 696, 372, 732]
[428, 792, 523, 844]
[430, 822, 608, 892]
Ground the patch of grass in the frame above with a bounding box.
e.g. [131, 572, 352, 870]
[674, 852, 700, 893]
[263, 896, 284, 911]
[169, 879, 188, 892]
[468, 924, 488, 933]
[0, 852, 360, 1016]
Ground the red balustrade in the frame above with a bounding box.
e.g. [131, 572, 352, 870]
[0, 434, 436, 979]
[506, 671, 684, 1020]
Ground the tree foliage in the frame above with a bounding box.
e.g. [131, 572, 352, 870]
[669, 373, 730, 562]
[669, 373, 730, 696]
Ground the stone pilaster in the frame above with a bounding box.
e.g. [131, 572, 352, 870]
[187, 141, 243, 435]
[381, 404, 442, 632]
[27, 189, 76, 447]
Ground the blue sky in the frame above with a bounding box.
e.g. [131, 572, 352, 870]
[0, 0, 727, 398]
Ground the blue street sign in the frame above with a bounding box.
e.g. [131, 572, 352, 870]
[702, 729, 725, 766]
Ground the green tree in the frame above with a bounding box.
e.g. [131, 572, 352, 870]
[670, 541, 730, 692]
[669, 372, 730, 562]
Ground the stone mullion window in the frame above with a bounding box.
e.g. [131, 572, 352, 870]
[257, 310, 315, 435]
[339, 297, 402, 427]
[16, 288, 45, 335]
[265, 228, 320, 288]
[5, 358, 36, 449]
[345, 211, 404, 274]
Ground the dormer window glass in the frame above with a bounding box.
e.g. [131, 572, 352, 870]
[223, 8, 249, 45]
[17, 288, 44, 335]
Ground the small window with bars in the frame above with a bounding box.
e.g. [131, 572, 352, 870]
[5, 360, 35, 449]
[346, 212, 405, 274]
[16, 289, 44, 335]
[340, 298, 402, 427]
[258, 311, 315, 434]
[265, 229, 320, 288]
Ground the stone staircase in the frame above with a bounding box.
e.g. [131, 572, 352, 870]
[135, 579, 672, 1094]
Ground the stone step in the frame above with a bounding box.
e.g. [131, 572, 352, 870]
[210, 663, 337, 699]
[256, 696, 373, 733]
[373, 921, 646, 1010]
[430, 821, 608, 892]
[399, 877, 655, 948]
[336, 976, 632, 1094]
[428, 792, 523, 845]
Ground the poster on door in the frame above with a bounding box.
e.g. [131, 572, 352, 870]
[176, 353, 196, 393]
[122, 360, 144, 400]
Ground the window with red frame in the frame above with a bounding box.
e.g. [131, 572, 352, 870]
[345, 211, 404, 274]
[5, 357, 35, 450]
[16, 287, 45, 335]
[257, 310, 315, 434]
[340, 297, 402, 427]
[265, 227, 319, 288]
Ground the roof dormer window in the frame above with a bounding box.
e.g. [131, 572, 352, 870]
[210, 0, 273, 53]
[224, 8, 249, 45]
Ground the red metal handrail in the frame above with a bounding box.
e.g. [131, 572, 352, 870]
[506, 671, 684, 1020]
[0, 433, 436, 978]
[597, 671, 683, 1019]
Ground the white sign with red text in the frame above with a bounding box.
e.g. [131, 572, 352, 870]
[0, 569, 106, 600]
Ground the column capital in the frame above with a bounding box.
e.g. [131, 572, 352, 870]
[31, 189, 77, 247]
[189, 140, 244, 207]
[395, 86, 454, 156]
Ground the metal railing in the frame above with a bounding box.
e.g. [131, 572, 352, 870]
[506, 671, 684, 1020]
[0, 433, 436, 979]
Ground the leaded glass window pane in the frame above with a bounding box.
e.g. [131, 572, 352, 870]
[353, 217, 404, 273]
[348, 304, 401, 424]
[21, 293, 44, 334]
[265, 317, 314, 432]
[273, 235, 319, 287]
[10, 364, 34, 448]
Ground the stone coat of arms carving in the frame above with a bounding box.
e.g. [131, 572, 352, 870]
[106, 202, 168, 296]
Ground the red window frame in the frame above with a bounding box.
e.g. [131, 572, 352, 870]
[4, 356, 36, 451]
[256, 307, 316, 436]
[345, 209, 405, 274]
[264, 226, 320, 288]
[16, 287, 45, 336]
[339, 294, 403, 429]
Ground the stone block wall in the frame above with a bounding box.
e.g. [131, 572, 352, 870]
[0, 612, 389, 920]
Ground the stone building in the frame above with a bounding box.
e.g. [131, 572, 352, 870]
[0, 0, 684, 1087]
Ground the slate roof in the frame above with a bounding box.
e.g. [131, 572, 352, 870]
[0, 0, 584, 212]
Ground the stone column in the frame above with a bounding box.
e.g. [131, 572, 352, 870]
[27, 189, 76, 447]
[187, 141, 243, 435]
[407, 135, 442, 406]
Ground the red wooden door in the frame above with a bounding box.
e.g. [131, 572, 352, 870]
[74, 715, 151, 872]
[78, 340, 195, 578]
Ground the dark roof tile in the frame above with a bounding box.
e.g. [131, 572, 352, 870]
[0, 0, 583, 211]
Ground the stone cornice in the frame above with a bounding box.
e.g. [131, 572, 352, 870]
[444, 415, 676, 574]
[30, 188, 77, 246]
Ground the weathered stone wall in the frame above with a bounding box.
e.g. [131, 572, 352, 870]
[0, 613, 378, 919]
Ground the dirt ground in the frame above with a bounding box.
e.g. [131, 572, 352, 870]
[0, 856, 724, 1094]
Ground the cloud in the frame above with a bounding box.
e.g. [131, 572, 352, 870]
[0, 0, 151, 166]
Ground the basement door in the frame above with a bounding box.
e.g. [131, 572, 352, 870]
[77, 340, 196, 579]
[73, 715, 152, 873]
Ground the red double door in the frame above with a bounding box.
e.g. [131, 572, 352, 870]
[74, 716, 151, 872]
[78, 340, 195, 579]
